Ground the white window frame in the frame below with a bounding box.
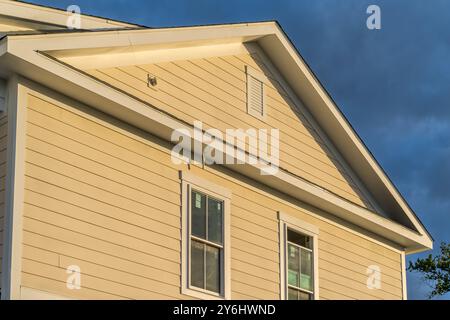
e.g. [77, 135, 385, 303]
[278, 211, 319, 300]
[245, 65, 267, 120]
[180, 171, 231, 300]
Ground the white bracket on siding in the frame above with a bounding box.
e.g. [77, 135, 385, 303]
[0, 78, 6, 112]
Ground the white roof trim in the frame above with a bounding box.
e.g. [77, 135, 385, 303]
[0, 0, 138, 30]
[259, 24, 431, 238]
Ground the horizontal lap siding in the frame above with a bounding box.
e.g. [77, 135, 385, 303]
[0, 113, 7, 290]
[188, 166, 403, 300]
[22, 91, 403, 300]
[85, 50, 373, 209]
[24, 93, 186, 300]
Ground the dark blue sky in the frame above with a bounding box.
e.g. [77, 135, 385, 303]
[28, 0, 450, 299]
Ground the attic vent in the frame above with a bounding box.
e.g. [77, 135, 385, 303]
[246, 66, 266, 119]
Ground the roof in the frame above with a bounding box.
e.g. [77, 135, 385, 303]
[0, 0, 145, 32]
[0, 6, 433, 253]
[14, 0, 148, 28]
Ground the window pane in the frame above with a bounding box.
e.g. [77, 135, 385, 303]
[288, 288, 312, 300]
[287, 243, 300, 287]
[191, 240, 204, 289]
[298, 291, 312, 300]
[205, 245, 220, 293]
[300, 248, 313, 291]
[288, 229, 312, 249]
[191, 191, 206, 239]
[288, 288, 298, 300]
[207, 198, 223, 244]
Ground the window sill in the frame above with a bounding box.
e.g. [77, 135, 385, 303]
[182, 287, 227, 300]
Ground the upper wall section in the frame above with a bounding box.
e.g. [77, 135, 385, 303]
[70, 45, 377, 210]
[19, 82, 404, 299]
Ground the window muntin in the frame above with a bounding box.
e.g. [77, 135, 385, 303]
[287, 228, 314, 300]
[190, 189, 224, 295]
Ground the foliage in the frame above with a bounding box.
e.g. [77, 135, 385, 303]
[408, 242, 450, 298]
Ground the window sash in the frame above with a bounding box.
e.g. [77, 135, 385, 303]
[287, 240, 313, 252]
[190, 240, 221, 294]
[285, 227, 315, 299]
[189, 188, 225, 296]
[191, 189, 224, 245]
[287, 284, 314, 295]
[288, 287, 313, 300]
[191, 235, 224, 249]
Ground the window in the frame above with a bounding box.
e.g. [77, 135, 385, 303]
[246, 66, 266, 120]
[279, 212, 319, 300]
[287, 229, 314, 300]
[190, 190, 223, 293]
[181, 171, 231, 300]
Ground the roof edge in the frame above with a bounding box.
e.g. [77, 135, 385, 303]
[259, 22, 433, 242]
[1, 0, 146, 30]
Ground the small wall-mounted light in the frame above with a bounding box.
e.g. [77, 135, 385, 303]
[147, 74, 158, 87]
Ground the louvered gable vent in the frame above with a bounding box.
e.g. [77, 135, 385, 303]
[246, 66, 266, 119]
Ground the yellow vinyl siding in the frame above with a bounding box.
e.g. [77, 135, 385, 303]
[83, 50, 374, 210]
[21, 88, 403, 300]
[0, 112, 7, 290]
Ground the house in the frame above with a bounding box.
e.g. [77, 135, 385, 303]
[0, 0, 433, 300]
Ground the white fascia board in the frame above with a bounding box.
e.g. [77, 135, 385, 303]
[0, 0, 136, 29]
[2, 25, 432, 253]
[6, 22, 275, 53]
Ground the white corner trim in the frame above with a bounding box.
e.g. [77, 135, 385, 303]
[1, 75, 27, 300]
[401, 251, 407, 300]
[279, 211, 320, 300]
[0, 78, 6, 112]
[180, 171, 231, 300]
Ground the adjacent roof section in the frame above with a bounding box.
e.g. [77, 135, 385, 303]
[0, 0, 142, 37]
[0, 4, 433, 253]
